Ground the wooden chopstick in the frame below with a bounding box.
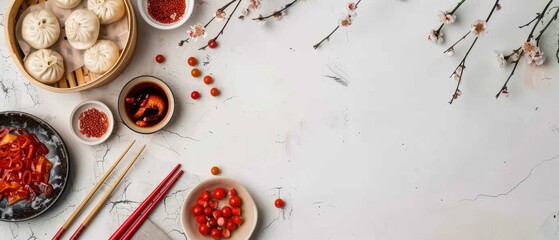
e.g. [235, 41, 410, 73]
[52, 140, 136, 240]
[121, 169, 184, 240]
[108, 164, 182, 240]
[69, 145, 146, 240]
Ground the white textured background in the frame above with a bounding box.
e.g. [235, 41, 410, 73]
[2, 0, 559, 239]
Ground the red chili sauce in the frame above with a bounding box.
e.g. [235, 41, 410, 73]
[147, 0, 186, 24]
[79, 108, 109, 138]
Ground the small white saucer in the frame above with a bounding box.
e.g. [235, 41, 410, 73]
[69, 100, 114, 146]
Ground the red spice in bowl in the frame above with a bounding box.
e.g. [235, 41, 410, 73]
[148, 0, 186, 24]
[79, 108, 109, 138]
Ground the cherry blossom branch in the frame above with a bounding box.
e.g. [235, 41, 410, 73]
[443, 31, 470, 54]
[312, 0, 361, 50]
[518, 14, 541, 29]
[434, 0, 466, 35]
[535, 7, 559, 44]
[448, 0, 500, 104]
[495, 0, 556, 99]
[178, 0, 238, 46]
[253, 0, 299, 21]
[199, 0, 243, 50]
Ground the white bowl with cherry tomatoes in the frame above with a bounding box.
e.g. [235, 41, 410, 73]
[181, 177, 258, 240]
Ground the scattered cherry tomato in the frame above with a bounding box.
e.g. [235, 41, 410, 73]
[199, 224, 210, 235]
[213, 188, 226, 200]
[232, 207, 241, 216]
[226, 219, 237, 231]
[229, 196, 241, 207]
[209, 218, 218, 227]
[192, 205, 203, 216]
[274, 198, 284, 208]
[201, 191, 211, 201]
[210, 87, 220, 96]
[155, 54, 165, 63]
[208, 39, 218, 49]
[196, 215, 207, 224]
[191, 91, 201, 100]
[204, 207, 213, 216]
[232, 215, 244, 225]
[188, 57, 198, 66]
[204, 75, 214, 85]
[222, 228, 231, 239]
[211, 166, 220, 175]
[191, 68, 201, 77]
[221, 206, 232, 217]
[210, 228, 221, 239]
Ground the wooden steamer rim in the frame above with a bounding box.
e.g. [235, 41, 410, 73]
[4, 0, 138, 93]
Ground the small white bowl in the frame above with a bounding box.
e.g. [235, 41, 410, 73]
[138, 0, 194, 30]
[69, 100, 114, 146]
[181, 177, 258, 240]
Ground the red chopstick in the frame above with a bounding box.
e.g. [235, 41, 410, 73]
[109, 164, 183, 240]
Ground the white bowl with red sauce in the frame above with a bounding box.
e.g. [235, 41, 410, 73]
[69, 100, 114, 146]
[138, 0, 194, 30]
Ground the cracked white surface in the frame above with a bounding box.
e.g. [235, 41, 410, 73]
[2, 0, 559, 239]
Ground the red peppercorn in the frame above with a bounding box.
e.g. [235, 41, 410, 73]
[155, 54, 165, 63]
[210, 88, 220, 96]
[191, 91, 201, 100]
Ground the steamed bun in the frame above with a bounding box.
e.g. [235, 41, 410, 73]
[84, 40, 119, 74]
[65, 9, 100, 50]
[21, 9, 60, 49]
[88, 0, 125, 24]
[54, 0, 82, 9]
[24, 49, 65, 84]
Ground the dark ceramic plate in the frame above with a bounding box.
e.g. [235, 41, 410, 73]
[0, 111, 70, 222]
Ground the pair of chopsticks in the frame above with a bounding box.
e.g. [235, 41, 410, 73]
[52, 140, 145, 240]
[109, 163, 184, 240]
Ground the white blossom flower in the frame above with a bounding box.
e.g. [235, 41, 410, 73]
[248, 0, 261, 10]
[452, 66, 464, 81]
[339, 16, 352, 27]
[527, 48, 545, 65]
[427, 29, 443, 44]
[522, 40, 537, 53]
[187, 23, 207, 41]
[438, 10, 455, 24]
[273, 9, 286, 20]
[453, 89, 462, 99]
[214, 9, 226, 21]
[495, 3, 502, 11]
[494, 50, 506, 68]
[509, 52, 520, 62]
[471, 19, 487, 37]
[241, 8, 250, 17]
[445, 47, 455, 57]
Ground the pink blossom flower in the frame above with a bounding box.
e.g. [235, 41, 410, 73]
[241, 8, 250, 17]
[527, 48, 545, 65]
[471, 19, 487, 37]
[452, 66, 464, 81]
[187, 23, 207, 41]
[427, 29, 443, 44]
[214, 9, 226, 21]
[248, 0, 261, 10]
[273, 9, 286, 20]
[438, 10, 455, 24]
[347, 2, 357, 11]
[339, 16, 352, 27]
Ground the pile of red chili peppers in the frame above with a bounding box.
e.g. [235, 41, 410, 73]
[0, 128, 53, 205]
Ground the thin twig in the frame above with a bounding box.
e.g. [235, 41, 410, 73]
[536, 7, 559, 43]
[199, 0, 243, 50]
[518, 14, 541, 29]
[178, 0, 238, 46]
[313, 0, 362, 49]
[253, 0, 299, 21]
[449, 0, 500, 104]
[444, 31, 470, 54]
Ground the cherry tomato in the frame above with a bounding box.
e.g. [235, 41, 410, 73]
[191, 91, 201, 100]
[191, 68, 201, 77]
[228, 188, 237, 197]
[201, 191, 211, 201]
[232, 215, 244, 225]
[196, 215, 207, 224]
[210, 228, 221, 239]
[199, 224, 210, 235]
[274, 198, 284, 208]
[226, 219, 237, 231]
[208, 39, 218, 49]
[232, 207, 241, 216]
[209, 200, 218, 209]
[222, 228, 231, 239]
[197, 199, 208, 207]
[188, 57, 198, 66]
[229, 196, 241, 207]
[192, 205, 203, 216]
[212, 210, 222, 219]
[155, 54, 165, 63]
[217, 217, 226, 227]
[221, 206, 232, 217]
[213, 188, 226, 200]
[210, 167, 220, 176]
[208, 218, 218, 227]
[204, 75, 213, 85]
[204, 207, 213, 216]
[210, 87, 220, 96]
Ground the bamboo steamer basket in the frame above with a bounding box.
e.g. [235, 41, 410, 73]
[4, 0, 137, 93]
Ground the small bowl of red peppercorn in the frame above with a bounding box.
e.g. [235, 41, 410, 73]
[138, 0, 194, 30]
[181, 177, 258, 240]
[69, 100, 114, 146]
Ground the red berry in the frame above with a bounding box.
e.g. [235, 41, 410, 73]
[192, 205, 203, 216]
[213, 188, 226, 200]
[201, 191, 211, 201]
[199, 224, 210, 235]
[191, 68, 201, 77]
[221, 206, 232, 217]
[232, 207, 241, 216]
[196, 215, 207, 224]
[209, 200, 218, 209]
[210, 87, 220, 97]
[208, 218, 218, 227]
[217, 217, 226, 227]
[210, 228, 221, 239]
[212, 210, 222, 219]
[204, 207, 213, 216]
[274, 198, 284, 208]
[233, 215, 243, 225]
[197, 199, 208, 207]
[222, 228, 231, 238]
[228, 188, 237, 197]
[204, 75, 213, 85]
[226, 219, 237, 231]
[208, 39, 218, 49]
[155, 54, 165, 63]
[191, 91, 201, 100]
[229, 196, 241, 207]
[188, 57, 198, 66]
